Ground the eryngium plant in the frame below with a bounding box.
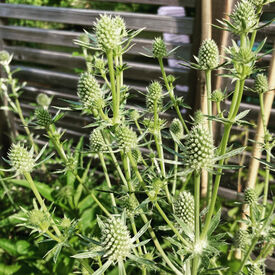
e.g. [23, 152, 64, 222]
[1, 1, 274, 274]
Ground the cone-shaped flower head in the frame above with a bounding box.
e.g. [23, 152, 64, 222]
[131, 148, 142, 163]
[254, 74, 268, 94]
[120, 195, 141, 217]
[95, 15, 125, 51]
[146, 81, 163, 112]
[116, 125, 138, 151]
[231, 0, 257, 34]
[35, 108, 52, 128]
[152, 37, 167, 59]
[36, 93, 51, 108]
[198, 39, 219, 70]
[129, 109, 140, 121]
[0, 50, 10, 65]
[28, 209, 51, 232]
[8, 143, 35, 174]
[212, 89, 224, 103]
[234, 229, 249, 250]
[174, 191, 194, 229]
[77, 72, 104, 110]
[100, 216, 132, 261]
[183, 123, 214, 171]
[170, 118, 184, 140]
[89, 128, 107, 152]
[244, 188, 257, 205]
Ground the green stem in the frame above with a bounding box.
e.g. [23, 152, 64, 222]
[130, 215, 143, 255]
[91, 191, 111, 217]
[192, 171, 201, 275]
[205, 70, 213, 137]
[249, 6, 263, 50]
[106, 50, 119, 124]
[115, 55, 121, 122]
[172, 142, 178, 196]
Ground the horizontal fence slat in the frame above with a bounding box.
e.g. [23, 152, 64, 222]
[0, 26, 192, 59]
[7, 46, 189, 84]
[96, 0, 195, 7]
[0, 3, 194, 34]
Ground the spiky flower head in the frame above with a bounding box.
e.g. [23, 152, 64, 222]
[152, 37, 168, 59]
[100, 216, 132, 261]
[170, 118, 184, 140]
[94, 56, 106, 71]
[183, 123, 214, 170]
[230, 0, 257, 34]
[120, 196, 141, 217]
[28, 209, 51, 232]
[212, 89, 224, 103]
[234, 229, 249, 250]
[89, 128, 107, 152]
[173, 191, 194, 229]
[35, 108, 52, 128]
[77, 72, 104, 110]
[198, 39, 219, 70]
[95, 15, 125, 51]
[146, 81, 163, 112]
[0, 50, 10, 65]
[193, 110, 206, 124]
[131, 148, 142, 163]
[244, 188, 257, 205]
[36, 93, 51, 108]
[78, 33, 90, 44]
[254, 74, 269, 94]
[8, 143, 35, 174]
[60, 216, 71, 228]
[249, 264, 264, 275]
[129, 109, 140, 121]
[116, 125, 138, 151]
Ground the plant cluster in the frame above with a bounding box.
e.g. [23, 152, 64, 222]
[0, 1, 274, 274]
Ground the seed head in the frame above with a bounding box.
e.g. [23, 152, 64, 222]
[170, 118, 184, 140]
[174, 191, 194, 229]
[89, 128, 107, 152]
[183, 124, 214, 170]
[77, 72, 104, 110]
[35, 108, 52, 128]
[8, 143, 35, 174]
[100, 216, 132, 261]
[198, 39, 219, 70]
[254, 74, 268, 94]
[231, 0, 257, 34]
[244, 188, 257, 205]
[146, 81, 163, 112]
[116, 125, 138, 151]
[152, 37, 167, 59]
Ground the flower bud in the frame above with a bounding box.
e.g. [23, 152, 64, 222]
[77, 72, 104, 110]
[254, 74, 268, 94]
[36, 93, 51, 108]
[0, 50, 10, 65]
[193, 110, 206, 124]
[183, 123, 214, 170]
[100, 216, 132, 261]
[173, 191, 194, 229]
[89, 128, 107, 152]
[8, 143, 35, 174]
[78, 33, 90, 44]
[234, 229, 249, 250]
[120, 195, 141, 217]
[244, 188, 257, 205]
[198, 39, 219, 70]
[60, 216, 71, 228]
[35, 108, 52, 128]
[146, 81, 163, 112]
[116, 125, 138, 150]
[170, 118, 184, 140]
[152, 37, 167, 59]
[129, 109, 140, 121]
[28, 209, 50, 232]
[131, 148, 142, 163]
[212, 89, 224, 103]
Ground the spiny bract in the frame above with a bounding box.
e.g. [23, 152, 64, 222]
[254, 74, 269, 94]
[198, 39, 219, 70]
[146, 81, 163, 112]
[100, 216, 132, 261]
[152, 37, 168, 59]
[89, 128, 107, 152]
[183, 123, 214, 170]
[170, 118, 184, 140]
[231, 0, 257, 34]
[35, 108, 52, 128]
[8, 143, 35, 174]
[173, 191, 195, 229]
[116, 125, 138, 150]
[77, 72, 104, 110]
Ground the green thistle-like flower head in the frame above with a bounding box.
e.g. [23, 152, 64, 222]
[35, 108, 52, 128]
[173, 191, 194, 229]
[8, 143, 35, 174]
[116, 125, 138, 151]
[198, 39, 219, 70]
[129, 109, 140, 121]
[0, 50, 10, 65]
[212, 89, 224, 103]
[146, 81, 163, 112]
[234, 229, 249, 250]
[244, 188, 257, 205]
[36, 93, 51, 108]
[183, 123, 214, 170]
[28, 209, 50, 232]
[120, 195, 141, 217]
[78, 33, 90, 44]
[170, 118, 184, 140]
[100, 216, 132, 261]
[254, 74, 269, 94]
[95, 15, 125, 51]
[60, 216, 71, 228]
[131, 148, 142, 163]
[89, 128, 107, 152]
[249, 264, 264, 275]
[77, 72, 104, 110]
[152, 37, 168, 59]
[231, 0, 257, 34]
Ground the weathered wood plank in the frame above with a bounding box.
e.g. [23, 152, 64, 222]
[97, 0, 195, 7]
[0, 3, 194, 34]
[0, 26, 192, 59]
[7, 46, 189, 84]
